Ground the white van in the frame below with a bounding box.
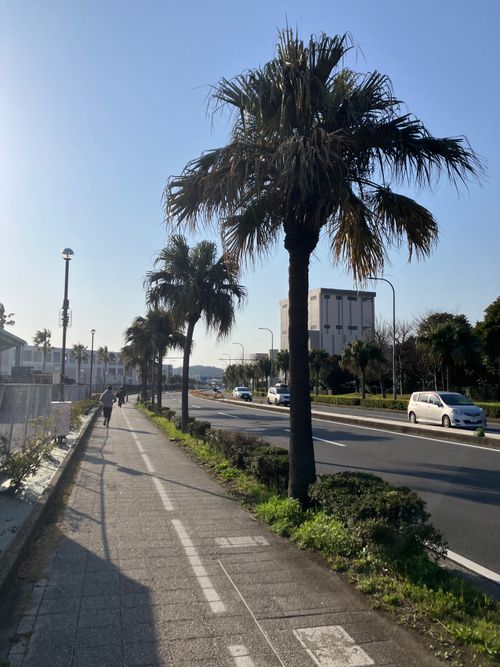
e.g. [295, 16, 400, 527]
[407, 392, 486, 429]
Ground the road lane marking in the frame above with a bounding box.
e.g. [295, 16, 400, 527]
[215, 536, 270, 547]
[172, 519, 226, 613]
[218, 560, 287, 667]
[293, 625, 374, 666]
[191, 405, 201, 408]
[152, 478, 174, 511]
[446, 550, 500, 584]
[218, 412, 240, 419]
[229, 645, 255, 667]
[284, 429, 346, 447]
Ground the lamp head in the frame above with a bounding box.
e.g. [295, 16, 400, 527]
[91, 329, 96, 335]
[61, 248, 74, 260]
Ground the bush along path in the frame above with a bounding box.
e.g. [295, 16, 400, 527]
[139, 402, 500, 666]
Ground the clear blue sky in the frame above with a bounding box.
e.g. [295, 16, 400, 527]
[1, 0, 499, 368]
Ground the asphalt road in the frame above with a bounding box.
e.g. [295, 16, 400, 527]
[164, 392, 500, 577]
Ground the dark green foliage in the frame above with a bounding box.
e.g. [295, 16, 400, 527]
[310, 395, 361, 407]
[174, 416, 194, 430]
[309, 472, 446, 560]
[0, 424, 55, 492]
[186, 420, 211, 441]
[206, 430, 262, 469]
[248, 446, 289, 493]
[69, 396, 100, 431]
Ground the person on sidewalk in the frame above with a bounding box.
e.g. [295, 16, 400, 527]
[100, 385, 116, 427]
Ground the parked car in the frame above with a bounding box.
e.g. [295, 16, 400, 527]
[232, 386, 252, 401]
[267, 384, 290, 406]
[407, 391, 486, 428]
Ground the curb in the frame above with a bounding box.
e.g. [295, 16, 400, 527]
[0, 408, 101, 599]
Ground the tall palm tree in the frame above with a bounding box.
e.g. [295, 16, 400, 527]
[123, 318, 152, 401]
[33, 328, 52, 372]
[165, 29, 482, 503]
[145, 235, 246, 430]
[276, 350, 290, 383]
[343, 339, 384, 399]
[145, 308, 185, 409]
[0, 303, 15, 329]
[71, 343, 89, 384]
[97, 346, 115, 388]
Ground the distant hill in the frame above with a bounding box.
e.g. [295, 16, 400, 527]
[172, 365, 224, 379]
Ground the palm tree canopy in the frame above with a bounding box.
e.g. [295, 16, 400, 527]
[145, 308, 186, 354]
[71, 343, 89, 362]
[145, 235, 246, 338]
[33, 328, 52, 351]
[166, 28, 482, 279]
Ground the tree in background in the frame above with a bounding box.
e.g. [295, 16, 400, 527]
[0, 303, 15, 329]
[145, 235, 246, 430]
[97, 346, 115, 388]
[275, 350, 290, 383]
[33, 328, 52, 372]
[309, 349, 330, 395]
[145, 308, 185, 409]
[166, 28, 482, 503]
[417, 312, 479, 391]
[343, 339, 385, 399]
[123, 318, 153, 401]
[475, 297, 500, 398]
[71, 343, 89, 384]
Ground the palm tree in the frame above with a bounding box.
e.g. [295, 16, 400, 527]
[276, 350, 290, 383]
[123, 318, 152, 401]
[71, 343, 89, 384]
[97, 346, 115, 388]
[165, 29, 482, 503]
[145, 308, 185, 409]
[0, 303, 15, 329]
[343, 339, 384, 399]
[33, 328, 52, 372]
[309, 349, 329, 395]
[145, 235, 246, 430]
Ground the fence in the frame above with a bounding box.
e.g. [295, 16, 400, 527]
[0, 383, 87, 453]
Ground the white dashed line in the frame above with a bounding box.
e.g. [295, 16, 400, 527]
[229, 645, 255, 667]
[293, 625, 374, 666]
[172, 519, 226, 613]
[218, 412, 240, 419]
[152, 477, 174, 511]
[284, 429, 346, 447]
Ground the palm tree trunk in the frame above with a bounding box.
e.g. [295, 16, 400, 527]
[286, 243, 316, 505]
[181, 319, 196, 431]
[361, 369, 366, 399]
[141, 362, 148, 401]
[157, 347, 164, 410]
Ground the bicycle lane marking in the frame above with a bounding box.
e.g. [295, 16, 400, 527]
[122, 410, 226, 613]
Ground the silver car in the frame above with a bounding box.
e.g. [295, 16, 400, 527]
[267, 384, 290, 406]
[232, 386, 252, 401]
[407, 391, 486, 428]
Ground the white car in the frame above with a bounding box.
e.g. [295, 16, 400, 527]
[232, 386, 252, 401]
[407, 391, 486, 429]
[267, 384, 290, 406]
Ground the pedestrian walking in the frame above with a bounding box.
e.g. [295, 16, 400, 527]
[116, 388, 124, 407]
[100, 385, 116, 427]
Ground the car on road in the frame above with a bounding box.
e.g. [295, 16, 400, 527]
[267, 384, 290, 406]
[232, 386, 252, 401]
[407, 391, 486, 428]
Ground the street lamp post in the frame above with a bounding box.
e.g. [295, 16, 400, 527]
[258, 327, 274, 388]
[232, 342, 245, 364]
[59, 248, 74, 402]
[89, 329, 95, 399]
[368, 276, 396, 400]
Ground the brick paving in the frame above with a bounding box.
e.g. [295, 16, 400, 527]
[0, 402, 443, 666]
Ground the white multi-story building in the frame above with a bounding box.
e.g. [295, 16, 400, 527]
[2, 344, 140, 388]
[280, 287, 376, 356]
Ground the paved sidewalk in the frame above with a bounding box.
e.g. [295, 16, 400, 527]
[0, 403, 442, 666]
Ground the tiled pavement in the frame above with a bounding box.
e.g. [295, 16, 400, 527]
[0, 402, 443, 666]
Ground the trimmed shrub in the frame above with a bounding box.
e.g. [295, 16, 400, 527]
[206, 430, 263, 469]
[248, 446, 289, 493]
[291, 511, 358, 560]
[186, 420, 211, 442]
[173, 416, 195, 431]
[309, 472, 446, 560]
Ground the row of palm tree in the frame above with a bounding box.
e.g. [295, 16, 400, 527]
[32, 328, 115, 386]
[161, 28, 481, 503]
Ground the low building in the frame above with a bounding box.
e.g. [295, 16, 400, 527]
[280, 287, 376, 356]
